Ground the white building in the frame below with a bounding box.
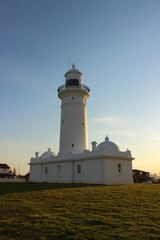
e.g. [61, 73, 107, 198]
[0, 163, 16, 180]
[0, 164, 10, 177]
[29, 65, 134, 185]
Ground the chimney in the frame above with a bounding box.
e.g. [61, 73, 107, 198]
[91, 141, 97, 151]
[35, 152, 39, 158]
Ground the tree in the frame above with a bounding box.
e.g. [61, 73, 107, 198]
[12, 167, 16, 175]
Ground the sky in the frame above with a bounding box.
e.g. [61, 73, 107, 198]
[0, 0, 160, 175]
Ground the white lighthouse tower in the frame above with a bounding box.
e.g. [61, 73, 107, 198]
[57, 65, 90, 155]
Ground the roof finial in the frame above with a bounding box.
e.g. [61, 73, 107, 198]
[72, 64, 76, 69]
[48, 147, 51, 152]
[105, 135, 109, 141]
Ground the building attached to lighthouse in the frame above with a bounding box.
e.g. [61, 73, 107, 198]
[29, 66, 134, 185]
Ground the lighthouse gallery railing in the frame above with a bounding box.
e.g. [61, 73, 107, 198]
[57, 84, 90, 93]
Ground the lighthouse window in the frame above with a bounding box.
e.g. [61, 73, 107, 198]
[77, 165, 81, 174]
[82, 123, 84, 126]
[66, 79, 79, 86]
[72, 144, 74, 147]
[72, 97, 74, 100]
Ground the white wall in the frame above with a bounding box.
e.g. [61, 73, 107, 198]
[30, 156, 133, 185]
[74, 159, 102, 184]
[30, 165, 42, 182]
[47, 162, 73, 183]
[103, 158, 133, 185]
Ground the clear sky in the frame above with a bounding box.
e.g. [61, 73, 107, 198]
[0, 0, 160, 175]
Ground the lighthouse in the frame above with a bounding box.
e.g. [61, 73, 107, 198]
[30, 65, 134, 185]
[57, 65, 90, 155]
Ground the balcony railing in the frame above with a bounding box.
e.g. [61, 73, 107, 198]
[57, 84, 90, 93]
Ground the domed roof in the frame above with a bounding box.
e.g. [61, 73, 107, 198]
[97, 136, 120, 152]
[41, 148, 56, 158]
[65, 64, 82, 76]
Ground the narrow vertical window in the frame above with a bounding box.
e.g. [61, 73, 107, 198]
[77, 165, 81, 174]
[57, 165, 61, 176]
[45, 167, 48, 174]
[72, 144, 74, 147]
[118, 163, 122, 174]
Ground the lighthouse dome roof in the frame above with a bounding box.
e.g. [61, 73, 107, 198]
[97, 136, 120, 153]
[65, 64, 82, 76]
[41, 148, 56, 158]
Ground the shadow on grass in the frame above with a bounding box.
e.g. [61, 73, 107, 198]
[0, 182, 102, 195]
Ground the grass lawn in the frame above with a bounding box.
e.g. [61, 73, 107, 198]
[0, 182, 159, 240]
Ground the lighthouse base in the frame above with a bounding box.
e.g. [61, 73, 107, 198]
[29, 149, 134, 185]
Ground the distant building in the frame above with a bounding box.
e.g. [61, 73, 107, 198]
[29, 66, 134, 185]
[0, 164, 14, 179]
[133, 169, 150, 183]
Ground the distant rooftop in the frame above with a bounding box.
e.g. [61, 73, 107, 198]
[0, 164, 10, 169]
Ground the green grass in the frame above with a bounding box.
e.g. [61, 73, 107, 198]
[0, 183, 160, 240]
